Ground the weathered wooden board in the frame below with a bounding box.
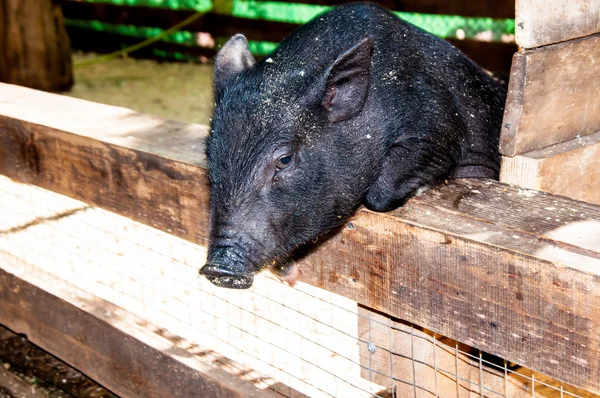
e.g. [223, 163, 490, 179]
[500, 33, 600, 156]
[0, 265, 279, 398]
[501, 131, 600, 205]
[516, 0, 600, 48]
[0, 0, 73, 91]
[0, 84, 599, 393]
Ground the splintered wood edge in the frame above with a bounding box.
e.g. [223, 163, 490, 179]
[501, 131, 600, 205]
[1, 83, 599, 393]
[516, 0, 600, 48]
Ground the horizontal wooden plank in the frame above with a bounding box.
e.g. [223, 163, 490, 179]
[0, 266, 279, 398]
[67, 26, 216, 61]
[61, 2, 300, 43]
[501, 131, 600, 205]
[334, 0, 515, 18]
[516, 0, 600, 48]
[0, 84, 599, 393]
[500, 33, 600, 155]
[447, 39, 516, 76]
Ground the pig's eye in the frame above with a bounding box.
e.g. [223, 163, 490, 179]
[276, 154, 293, 170]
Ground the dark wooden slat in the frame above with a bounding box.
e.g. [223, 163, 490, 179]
[61, 0, 515, 19]
[0, 85, 599, 393]
[62, 1, 514, 73]
[447, 38, 515, 75]
[67, 26, 217, 60]
[283, 0, 515, 18]
[0, 265, 278, 398]
[61, 1, 301, 41]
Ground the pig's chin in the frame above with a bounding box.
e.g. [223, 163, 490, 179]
[200, 263, 255, 289]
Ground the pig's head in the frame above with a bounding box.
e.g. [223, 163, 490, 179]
[200, 34, 380, 289]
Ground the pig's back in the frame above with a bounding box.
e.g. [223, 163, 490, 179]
[270, 2, 504, 118]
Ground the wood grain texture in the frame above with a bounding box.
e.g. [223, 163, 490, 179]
[516, 0, 600, 48]
[0, 84, 599, 393]
[0, 265, 278, 398]
[0, 0, 73, 91]
[500, 33, 600, 155]
[501, 131, 600, 205]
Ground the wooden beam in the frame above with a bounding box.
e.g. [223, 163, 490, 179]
[0, 0, 73, 91]
[0, 84, 599, 393]
[0, 266, 279, 398]
[516, 0, 600, 48]
[501, 131, 600, 205]
[500, 33, 600, 156]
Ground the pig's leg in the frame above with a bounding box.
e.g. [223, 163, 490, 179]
[364, 136, 460, 212]
[271, 263, 301, 287]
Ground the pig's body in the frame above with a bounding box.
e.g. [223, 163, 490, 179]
[201, 3, 506, 288]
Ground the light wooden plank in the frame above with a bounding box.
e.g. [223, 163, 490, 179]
[0, 84, 599, 393]
[516, 0, 600, 48]
[501, 131, 600, 205]
[500, 33, 600, 156]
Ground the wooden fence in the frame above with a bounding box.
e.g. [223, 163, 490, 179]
[0, 82, 599, 396]
[0, 0, 600, 396]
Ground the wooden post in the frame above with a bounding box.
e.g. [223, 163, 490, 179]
[500, 1, 600, 203]
[0, 0, 73, 92]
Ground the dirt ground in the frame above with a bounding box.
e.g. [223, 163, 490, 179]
[0, 325, 115, 398]
[67, 53, 214, 125]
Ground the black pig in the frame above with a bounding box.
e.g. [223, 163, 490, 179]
[200, 3, 506, 288]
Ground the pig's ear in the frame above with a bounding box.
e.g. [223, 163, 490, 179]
[214, 34, 255, 93]
[322, 38, 373, 123]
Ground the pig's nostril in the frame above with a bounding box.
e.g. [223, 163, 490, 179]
[200, 263, 239, 277]
[200, 263, 254, 289]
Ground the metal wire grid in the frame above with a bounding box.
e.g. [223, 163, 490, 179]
[0, 176, 595, 398]
[359, 308, 594, 398]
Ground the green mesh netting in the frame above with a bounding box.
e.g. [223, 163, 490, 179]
[79, 0, 212, 11]
[67, 0, 515, 59]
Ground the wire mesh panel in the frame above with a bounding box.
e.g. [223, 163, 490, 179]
[358, 304, 597, 397]
[0, 176, 382, 397]
[0, 175, 597, 398]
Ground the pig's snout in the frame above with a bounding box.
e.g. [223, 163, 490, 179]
[200, 244, 255, 289]
[200, 263, 254, 289]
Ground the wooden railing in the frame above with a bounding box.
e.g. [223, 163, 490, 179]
[1, 83, 598, 394]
